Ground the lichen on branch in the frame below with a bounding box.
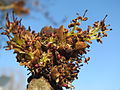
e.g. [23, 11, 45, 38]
[0, 11, 111, 89]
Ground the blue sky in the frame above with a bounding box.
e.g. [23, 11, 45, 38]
[0, 0, 120, 90]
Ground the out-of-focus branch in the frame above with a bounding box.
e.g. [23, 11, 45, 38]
[0, 68, 25, 90]
[0, 4, 14, 10]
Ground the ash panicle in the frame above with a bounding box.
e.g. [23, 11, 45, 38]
[1, 12, 111, 89]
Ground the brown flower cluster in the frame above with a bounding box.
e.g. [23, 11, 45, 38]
[1, 12, 111, 89]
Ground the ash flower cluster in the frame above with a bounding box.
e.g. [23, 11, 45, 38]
[1, 12, 111, 89]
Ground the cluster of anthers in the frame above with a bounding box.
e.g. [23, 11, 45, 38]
[1, 11, 111, 89]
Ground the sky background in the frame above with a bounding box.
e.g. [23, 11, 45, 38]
[0, 0, 120, 90]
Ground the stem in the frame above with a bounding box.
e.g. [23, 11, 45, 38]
[27, 76, 63, 90]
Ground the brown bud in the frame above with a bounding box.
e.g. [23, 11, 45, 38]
[75, 41, 88, 49]
[76, 22, 80, 26]
[94, 21, 99, 27]
[68, 23, 75, 28]
[77, 16, 82, 20]
[87, 40, 92, 44]
[82, 17, 88, 21]
[76, 27, 82, 32]
[56, 25, 64, 40]
[51, 66, 60, 80]
[97, 39, 102, 44]
[103, 32, 108, 37]
[78, 59, 82, 63]
[72, 19, 77, 23]
[84, 57, 90, 64]
[1, 32, 8, 35]
[64, 28, 68, 33]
